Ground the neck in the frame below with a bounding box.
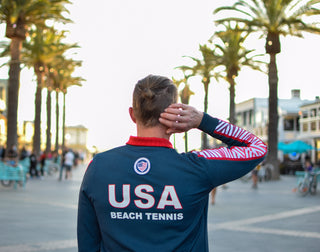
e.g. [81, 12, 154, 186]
[136, 123, 170, 140]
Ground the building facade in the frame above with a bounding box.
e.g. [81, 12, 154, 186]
[299, 99, 320, 163]
[236, 90, 318, 166]
[65, 125, 88, 152]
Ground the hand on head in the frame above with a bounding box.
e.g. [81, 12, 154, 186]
[159, 103, 203, 135]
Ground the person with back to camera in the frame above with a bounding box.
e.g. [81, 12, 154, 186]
[77, 74, 267, 252]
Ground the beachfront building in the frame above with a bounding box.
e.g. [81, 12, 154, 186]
[236, 89, 313, 144]
[299, 98, 320, 163]
[235, 90, 317, 172]
[65, 125, 88, 151]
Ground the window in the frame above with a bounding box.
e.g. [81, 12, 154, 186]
[248, 110, 253, 125]
[303, 123, 308, 132]
[236, 113, 242, 125]
[284, 119, 294, 131]
[243, 112, 248, 126]
[302, 111, 308, 118]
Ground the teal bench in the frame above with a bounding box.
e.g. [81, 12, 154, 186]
[19, 158, 30, 174]
[0, 161, 26, 188]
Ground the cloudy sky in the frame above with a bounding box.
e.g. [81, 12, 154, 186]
[1, 0, 320, 151]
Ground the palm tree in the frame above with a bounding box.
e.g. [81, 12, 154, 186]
[23, 26, 76, 156]
[214, 0, 320, 179]
[0, 0, 71, 155]
[61, 76, 84, 150]
[53, 57, 83, 150]
[178, 44, 221, 149]
[211, 22, 265, 124]
[172, 73, 194, 152]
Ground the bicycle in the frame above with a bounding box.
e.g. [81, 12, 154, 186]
[296, 171, 320, 196]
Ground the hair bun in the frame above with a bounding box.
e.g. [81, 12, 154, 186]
[141, 88, 155, 100]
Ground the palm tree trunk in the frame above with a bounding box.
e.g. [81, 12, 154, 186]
[184, 132, 188, 152]
[62, 92, 66, 149]
[6, 38, 22, 153]
[267, 53, 280, 180]
[201, 80, 210, 150]
[46, 88, 52, 153]
[228, 78, 236, 125]
[55, 91, 60, 152]
[33, 71, 43, 157]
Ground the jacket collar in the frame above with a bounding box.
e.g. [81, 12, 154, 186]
[126, 136, 173, 148]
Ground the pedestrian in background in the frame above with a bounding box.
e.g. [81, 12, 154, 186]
[252, 164, 261, 189]
[39, 151, 46, 177]
[29, 152, 38, 178]
[63, 149, 75, 180]
[58, 148, 67, 181]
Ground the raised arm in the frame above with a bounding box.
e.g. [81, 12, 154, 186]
[160, 103, 268, 186]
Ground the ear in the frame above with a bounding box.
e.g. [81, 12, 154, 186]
[129, 107, 136, 123]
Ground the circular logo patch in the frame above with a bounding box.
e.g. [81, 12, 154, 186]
[134, 157, 151, 175]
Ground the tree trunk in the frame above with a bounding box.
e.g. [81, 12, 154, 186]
[6, 38, 22, 153]
[267, 53, 280, 180]
[201, 80, 210, 150]
[32, 71, 44, 157]
[184, 132, 188, 153]
[228, 77, 236, 125]
[55, 91, 60, 152]
[180, 85, 192, 153]
[62, 92, 66, 150]
[46, 88, 52, 153]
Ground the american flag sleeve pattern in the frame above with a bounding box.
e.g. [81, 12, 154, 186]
[193, 114, 267, 162]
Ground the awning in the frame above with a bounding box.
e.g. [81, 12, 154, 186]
[278, 140, 315, 154]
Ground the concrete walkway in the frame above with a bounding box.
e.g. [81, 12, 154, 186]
[0, 164, 319, 252]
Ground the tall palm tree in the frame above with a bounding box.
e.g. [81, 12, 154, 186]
[214, 0, 320, 179]
[212, 22, 265, 125]
[178, 44, 221, 149]
[53, 57, 83, 150]
[0, 0, 71, 155]
[172, 73, 194, 152]
[61, 76, 83, 150]
[23, 26, 76, 156]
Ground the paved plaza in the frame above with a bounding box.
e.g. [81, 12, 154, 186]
[0, 163, 319, 252]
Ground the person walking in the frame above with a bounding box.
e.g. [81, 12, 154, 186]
[29, 152, 39, 178]
[39, 151, 46, 177]
[77, 74, 267, 251]
[63, 149, 75, 180]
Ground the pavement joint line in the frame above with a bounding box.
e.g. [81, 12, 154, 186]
[27, 198, 78, 209]
[209, 205, 320, 239]
[213, 205, 320, 228]
[220, 226, 320, 239]
[0, 239, 77, 252]
[2, 196, 78, 209]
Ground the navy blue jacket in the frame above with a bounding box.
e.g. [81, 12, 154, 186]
[77, 114, 267, 251]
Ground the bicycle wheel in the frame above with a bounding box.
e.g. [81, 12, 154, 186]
[310, 177, 317, 195]
[1, 180, 13, 187]
[297, 180, 309, 196]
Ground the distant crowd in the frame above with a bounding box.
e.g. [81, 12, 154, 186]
[0, 144, 86, 180]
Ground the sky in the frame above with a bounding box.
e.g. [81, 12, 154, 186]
[1, 0, 320, 152]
